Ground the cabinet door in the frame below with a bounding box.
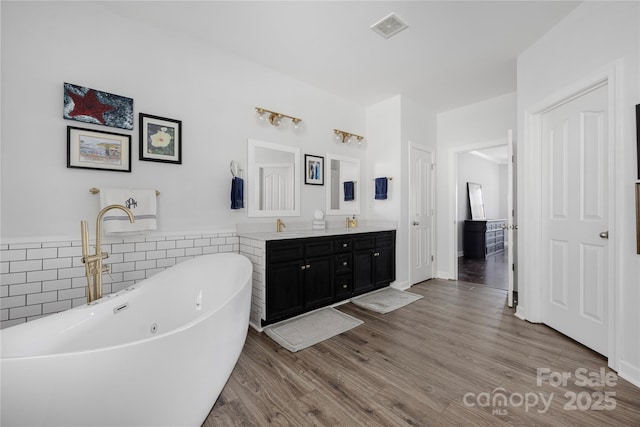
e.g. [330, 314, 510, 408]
[373, 245, 394, 288]
[303, 255, 334, 310]
[353, 250, 374, 295]
[266, 259, 304, 323]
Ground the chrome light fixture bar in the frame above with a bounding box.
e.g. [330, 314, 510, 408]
[334, 129, 364, 144]
[255, 107, 302, 128]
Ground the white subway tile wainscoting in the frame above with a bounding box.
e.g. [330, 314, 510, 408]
[0, 232, 239, 329]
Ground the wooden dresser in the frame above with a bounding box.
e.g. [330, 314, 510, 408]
[463, 219, 506, 259]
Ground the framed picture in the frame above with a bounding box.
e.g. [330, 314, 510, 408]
[636, 104, 639, 179]
[305, 154, 324, 185]
[64, 83, 133, 130]
[139, 113, 182, 164]
[636, 183, 640, 254]
[67, 126, 131, 172]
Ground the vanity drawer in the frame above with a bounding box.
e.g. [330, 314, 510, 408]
[375, 232, 395, 247]
[304, 239, 333, 258]
[267, 241, 304, 263]
[334, 273, 353, 299]
[334, 237, 352, 253]
[353, 236, 375, 251]
[335, 253, 352, 273]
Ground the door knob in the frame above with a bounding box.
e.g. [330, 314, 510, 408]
[412, 221, 420, 226]
[599, 231, 609, 239]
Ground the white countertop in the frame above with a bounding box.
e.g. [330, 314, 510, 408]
[237, 226, 396, 241]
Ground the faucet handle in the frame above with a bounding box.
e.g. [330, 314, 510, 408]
[102, 264, 116, 284]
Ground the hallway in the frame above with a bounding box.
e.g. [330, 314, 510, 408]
[457, 251, 509, 290]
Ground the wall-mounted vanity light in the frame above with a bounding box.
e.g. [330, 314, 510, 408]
[255, 107, 302, 128]
[333, 129, 364, 144]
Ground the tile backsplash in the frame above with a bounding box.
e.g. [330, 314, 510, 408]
[0, 232, 239, 329]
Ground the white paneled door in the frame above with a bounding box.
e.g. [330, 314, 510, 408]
[541, 84, 609, 356]
[410, 144, 434, 284]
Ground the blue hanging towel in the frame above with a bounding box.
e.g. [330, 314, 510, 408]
[375, 177, 388, 200]
[231, 177, 244, 209]
[343, 181, 355, 201]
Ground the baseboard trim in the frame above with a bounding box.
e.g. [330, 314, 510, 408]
[437, 270, 451, 280]
[391, 280, 411, 291]
[515, 305, 527, 321]
[619, 360, 640, 388]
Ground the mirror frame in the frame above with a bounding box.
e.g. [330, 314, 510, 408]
[467, 182, 486, 220]
[247, 138, 300, 218]
[325, 153, 361, 216]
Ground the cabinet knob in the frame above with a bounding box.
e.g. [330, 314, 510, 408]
[301, 265, 306, 270]
[306, 264, 311, 269]
[374, 252, 380, 257]
[342, 261, 348, 266]
[342, 243, 348, 248]
[342, 284, 347, 289]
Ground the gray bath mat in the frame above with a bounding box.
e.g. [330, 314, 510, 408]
[351, 287, 423, 314]
[264, 307, 363, 352]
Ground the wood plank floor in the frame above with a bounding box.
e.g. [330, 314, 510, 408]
[458, 252, 509, 290]
[203, 279, 640, 426]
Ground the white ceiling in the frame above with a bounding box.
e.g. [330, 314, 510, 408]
[103, 1, 580, 112]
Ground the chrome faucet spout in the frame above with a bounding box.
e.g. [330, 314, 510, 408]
[81, 205, 135, 303]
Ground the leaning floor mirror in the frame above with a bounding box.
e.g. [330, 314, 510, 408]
[467, 182, 486, 220]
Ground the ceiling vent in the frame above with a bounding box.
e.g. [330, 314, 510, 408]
[370, 13, 408, 39]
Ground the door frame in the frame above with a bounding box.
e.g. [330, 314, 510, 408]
[408, 141, 435, 285]
[448, 138, 509, 281]
[521, 61, 621, 369]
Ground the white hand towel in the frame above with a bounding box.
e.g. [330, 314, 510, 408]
[99, 188, 157, 234]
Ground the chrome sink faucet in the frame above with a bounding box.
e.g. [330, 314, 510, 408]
[81, 204, 134, 303]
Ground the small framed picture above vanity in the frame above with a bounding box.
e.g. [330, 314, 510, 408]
[304, 154, 324, 185]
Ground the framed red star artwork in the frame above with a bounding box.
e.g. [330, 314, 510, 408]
[63, 83, 133, 130]
[139, 113, 182, 164]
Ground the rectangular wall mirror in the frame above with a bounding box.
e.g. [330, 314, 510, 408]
[467, 182, 486, 220]
[325, 153, 360, 216]
[247, 139, 300, 217]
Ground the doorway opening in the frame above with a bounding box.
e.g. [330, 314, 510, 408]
[455, 145, 509, 291]
[449, 133, 517, 307]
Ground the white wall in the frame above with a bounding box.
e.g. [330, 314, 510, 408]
[436, 92, 516, 278]
[517, 1, 640, 384]
[0, 1, 366, 241]
[365, 94, 437, 288]
[456, 153, 503, 254]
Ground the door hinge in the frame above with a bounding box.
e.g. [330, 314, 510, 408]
[512, 263, 515, 271]
[431, 255, 434, 262]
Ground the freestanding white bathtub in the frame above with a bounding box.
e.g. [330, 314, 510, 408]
[0, 253, 252, 427]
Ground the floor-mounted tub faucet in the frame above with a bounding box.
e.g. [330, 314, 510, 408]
[81, 204, 134, 303]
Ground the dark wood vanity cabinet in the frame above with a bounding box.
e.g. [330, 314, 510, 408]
[264, 230, 395, 326]
[353, 232, 396, 295]
[265, 238, 334, 324]
[463, 219, 506, 259]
